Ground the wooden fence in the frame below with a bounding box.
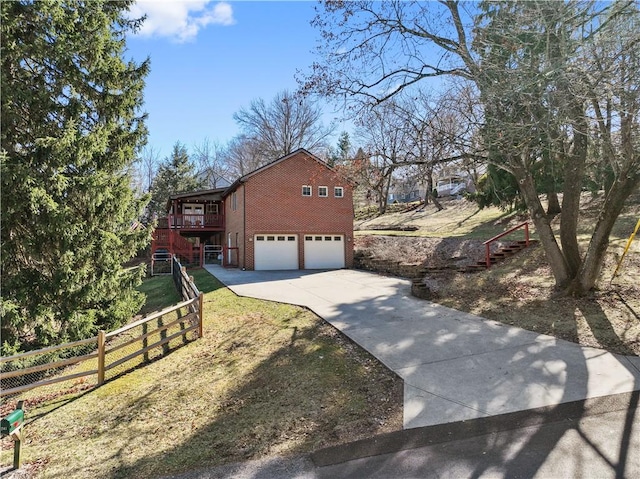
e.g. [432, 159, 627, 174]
[1, 261, 203, 399]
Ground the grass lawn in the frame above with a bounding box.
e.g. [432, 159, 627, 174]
[355, 198, 524, 240]
[135, 274, 181, 316]
[1, 270, 402, 478]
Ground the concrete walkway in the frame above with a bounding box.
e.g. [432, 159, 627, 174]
[203, 266, 640, 429]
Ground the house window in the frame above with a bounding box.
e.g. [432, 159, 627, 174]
[318, 186, 328, 197]
[302, 185, 312, 196]
[334, 187, 344, 198]
[231, 192, 237, 211]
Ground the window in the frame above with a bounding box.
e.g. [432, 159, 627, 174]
[256, 236, 265, 241]
[302, 185, 312, 196]
[231, 192, 237, 211]
[267, 236, 275, 241]
[334, 236, 342, 241]
[277, 236, 285, 241]
[287, 236, 296, 241]
[318, 186, 328, 197]
[325, 236, 332, 241]
[305, 236, 313, 241]
[334, 187, 344, 198]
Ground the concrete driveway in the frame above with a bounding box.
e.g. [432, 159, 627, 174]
[204, 266, 640, 429]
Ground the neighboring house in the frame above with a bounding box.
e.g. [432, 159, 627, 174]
[436, 175, 476, 197]
[152, 149, 354, 270]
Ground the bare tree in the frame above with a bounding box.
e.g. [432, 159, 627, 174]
[232, 90, 334, 164]
[193, 138, 231, 188]
[300, 0, 640, 296]
[224, 135, 266, 178]
[395, 90, 472, 209]
[132, 146, 161, 195]
[354, 100, 411, 214]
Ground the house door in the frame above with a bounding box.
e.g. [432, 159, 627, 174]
[183, 204, 204, 227]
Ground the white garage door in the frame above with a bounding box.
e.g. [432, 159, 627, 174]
[254, 234, 298, 270]
[304, 235, 345, 269]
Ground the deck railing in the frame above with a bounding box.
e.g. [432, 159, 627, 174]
[157, 214, 224, 229]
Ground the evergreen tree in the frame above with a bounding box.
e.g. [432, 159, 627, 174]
[329, 131, 351, 167]
[148, 142, 204, 217]
[1, 1, 151, 352]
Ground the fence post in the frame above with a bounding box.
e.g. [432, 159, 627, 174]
[198, 292, 204, 338]
[485, 243, 491, 268]
[97, 330, 106, 385]
[181, 266, 188, 299]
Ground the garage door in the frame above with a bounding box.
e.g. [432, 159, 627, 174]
[254, 234, 298, 270]
[304, 235, 345, 269]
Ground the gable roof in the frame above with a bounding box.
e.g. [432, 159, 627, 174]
[168, 187, 227, 201]
[164, 187, 226, 211]
[222, 148, 337, 197]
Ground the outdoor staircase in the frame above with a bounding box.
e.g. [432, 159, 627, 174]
[354, 222, 537, 300]
[461, 240, 538, 273]
[152, 229, 201, 266]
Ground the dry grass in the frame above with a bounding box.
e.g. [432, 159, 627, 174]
[1, 271, 402, 478]
[355, 198, 522, 239]
[434, 246, 640, 356]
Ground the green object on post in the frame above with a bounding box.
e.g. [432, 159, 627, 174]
[1, 408, 24, 436]
[2, 402, 24, 470]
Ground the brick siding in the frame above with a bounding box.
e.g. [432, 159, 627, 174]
[226, 150, 354, 270]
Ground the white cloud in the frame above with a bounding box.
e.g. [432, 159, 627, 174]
[129, 1, 235, 42]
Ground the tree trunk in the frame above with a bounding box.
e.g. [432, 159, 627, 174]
[424, 166, 434, 205]
[546, 190, 561, 216]
[378, 170, 394, 214]
[576, 171, 640, 294]
[428, 189, 444, 211]
[514, 163, 571, 289]
[559, 106, 588, 278]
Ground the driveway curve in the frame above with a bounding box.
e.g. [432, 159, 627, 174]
[204, 266, 640, 429]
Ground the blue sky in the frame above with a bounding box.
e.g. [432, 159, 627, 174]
[126, 1, 341, 160]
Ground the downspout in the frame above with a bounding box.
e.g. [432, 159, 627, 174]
[242, 183, 246, 270]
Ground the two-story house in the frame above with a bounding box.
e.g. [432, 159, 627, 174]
[152, 149, 354, 270]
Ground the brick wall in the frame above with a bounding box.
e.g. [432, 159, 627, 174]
[224, 184, 245, 267]
[227, 151, 354, 270]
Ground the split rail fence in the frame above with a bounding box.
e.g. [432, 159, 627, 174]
[0, 256, 203, 400]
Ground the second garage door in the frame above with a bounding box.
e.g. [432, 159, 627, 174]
[304, 235, 345, 269]
[254, 235, 298, 270]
